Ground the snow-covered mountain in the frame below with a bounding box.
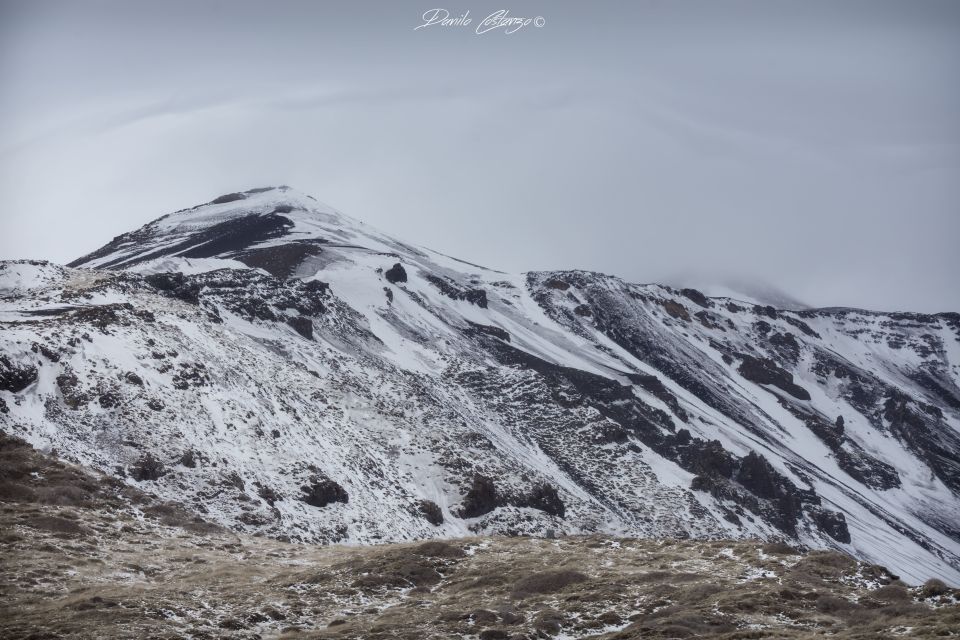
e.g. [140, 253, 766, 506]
[2, 186, 958, 583]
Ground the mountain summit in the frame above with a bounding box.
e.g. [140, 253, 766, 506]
[2, 186, 959, 583]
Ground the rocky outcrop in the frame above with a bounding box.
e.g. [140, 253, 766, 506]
[426, 274, 488, 308]
[131, 454, 166, 482]
[680, 288, 712, 308]
[300, 476, 349, 509]
[459, 475, 500, 518]
[521, 482, 565, 518]
[145, 272, 201, 305]
[737, 354, 811, 400]
[419, 500, 444, 526]
[385, 263, 407, 284]
[0, 356, 37, 393]
[808, 506, 852, 543]
[287, 315, 313, 340]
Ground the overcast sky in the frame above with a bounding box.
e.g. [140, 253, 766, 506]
[1, 0, 957, 312]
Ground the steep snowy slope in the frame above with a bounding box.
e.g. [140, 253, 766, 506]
[2, 186, 958, 583]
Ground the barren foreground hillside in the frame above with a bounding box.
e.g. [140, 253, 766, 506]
[1, 434, 958, 639]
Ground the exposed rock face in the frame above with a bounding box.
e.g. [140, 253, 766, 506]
[419, 499, 444, 526]
[808, 506, 852, 544]
[210, 192, 247, 205]
[385, 263, 407, 284]
[426, 274, 487, 307]
[522, 482, 565, 518]
[735, 451, 782, 500]
[145, 272, 201, 305]
[737, 354, 811, 400]
[236, 241, 322, 279]
[661, 300, 690, 321]
[301, 476, 349, 509]
[131, 454, 166, 481]
[465, 321, 510, 342]
[680, 287, 712, 308]
[3, 187, 960, 583]
[287, 315, 313, 340]
[459, 475, 500, 519]
[0, 356, 37, 394]
[55, 372, 87, 409]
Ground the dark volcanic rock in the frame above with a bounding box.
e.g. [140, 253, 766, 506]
[522, 483, 565, 518]
[769, 332, 801, 362]
[459, 474, 500, 518]
[236, 242, 322, 279]
[735, 451, 781, 500]
[426, 274, 488, 308]
[180, 450, 197, 469]
[300, 476, 349, 508]
[287, 315, 314, 340]
[544, 278, 570, 290]
[808, 507, 851, 543]
[754, 305, 778, 319]
[385, 263, 407, 284]
[465, 321, 510, 342]
[464, 289, 488, 308]
[419, 500, 444, 526]
[30, 342, 61, 362]
[478, 332, 818, 537]
[172, 363, 209, 390]
[626, 373, 688, 422]
[98, 390, 120, 408]
[784, 315, 820, 338]
[79, 213, 294, 270]
[210, 192, 248, 205]
[257, 484, 281, 506]
[801, 415, 901, 490]
[678, 440, 737, 479]
[0, 356, 38, 393]
[56, 372, 88, 409]
[145, 272, 201, 305]
[661, 300, 690, 321]
[180, 214, 293, 261]
[737, 354, 811, 400]
[680, 288, 712, 308]
[883, 391, 960, 493]
[131, 454, 166, 482]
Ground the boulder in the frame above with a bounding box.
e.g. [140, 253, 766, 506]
[385, 263, 407, 284]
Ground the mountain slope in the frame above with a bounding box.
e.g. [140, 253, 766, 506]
[6, 433, 958, 640]
[2, 185, 959, 583]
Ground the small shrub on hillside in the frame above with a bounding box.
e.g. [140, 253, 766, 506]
[921, 578, 950, 598]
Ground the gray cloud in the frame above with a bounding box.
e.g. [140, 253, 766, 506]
[1, 0, 958, 312]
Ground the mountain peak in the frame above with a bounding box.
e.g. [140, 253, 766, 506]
[67, 186, 357, 274]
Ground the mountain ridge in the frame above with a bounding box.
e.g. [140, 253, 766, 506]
[2, 185, 959, 583]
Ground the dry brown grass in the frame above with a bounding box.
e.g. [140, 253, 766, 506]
[511, 569, 588, 598]
[0, 434, 958, 639]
